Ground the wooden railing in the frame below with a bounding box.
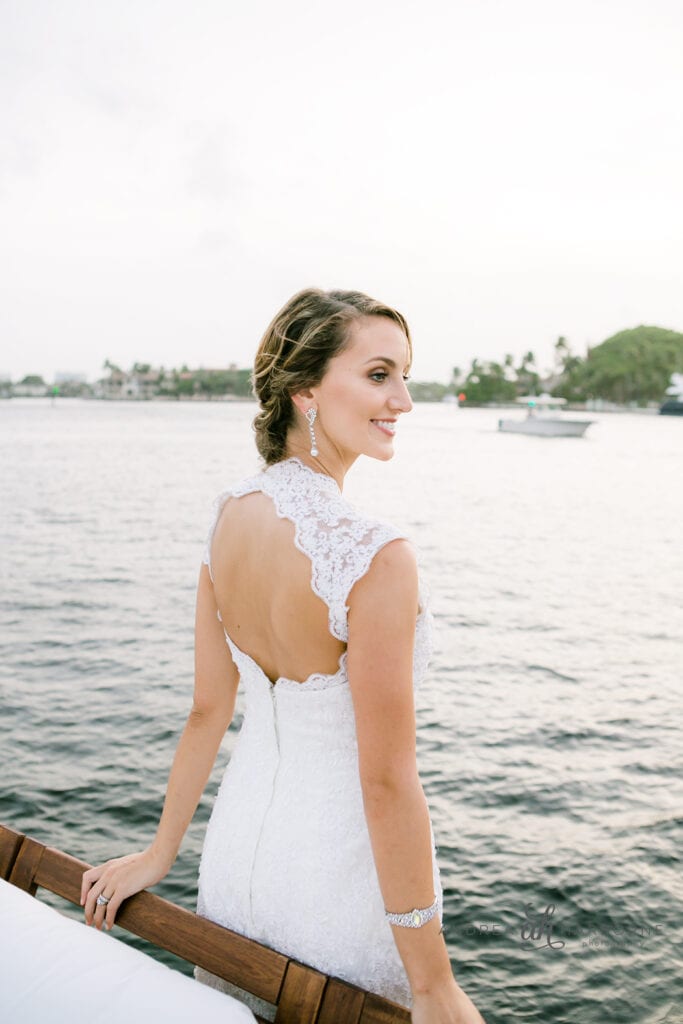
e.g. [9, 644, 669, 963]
[0, 823, 410, 1024]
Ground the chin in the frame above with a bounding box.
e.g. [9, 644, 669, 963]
[367, 445, 395, 462]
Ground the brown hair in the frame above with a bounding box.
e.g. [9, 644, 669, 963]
[251, 288, 411, 464]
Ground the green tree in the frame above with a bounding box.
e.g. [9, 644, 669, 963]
[176, 375, 196, 396]
[407, 381, 448, 402]
[451, 366, 464, 389]
[463, 358, 517, 403]
[553, 326, 683, 404]
[515, 350, 540, 395]
[553, 336, 570, 373]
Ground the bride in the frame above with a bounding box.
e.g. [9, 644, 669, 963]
[81, 288, 486, 1024]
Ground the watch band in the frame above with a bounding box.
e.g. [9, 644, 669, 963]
[385, 894, 440, 928]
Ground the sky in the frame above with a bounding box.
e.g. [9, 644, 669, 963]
[2, 0, 683, 384]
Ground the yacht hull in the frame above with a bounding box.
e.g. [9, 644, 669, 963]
[498, 417, 593, 437]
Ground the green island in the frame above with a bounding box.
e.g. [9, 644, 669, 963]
[412, 325, 683, 407]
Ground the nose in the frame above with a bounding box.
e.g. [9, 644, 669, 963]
[389, 377, 413, 414]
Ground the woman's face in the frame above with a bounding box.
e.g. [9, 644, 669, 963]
[309, 315, 413, 464]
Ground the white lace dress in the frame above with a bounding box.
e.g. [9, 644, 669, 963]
[195, 457, 441, 1016]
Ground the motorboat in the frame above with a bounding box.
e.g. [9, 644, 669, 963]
[498, 394, 594, 437]
[659, 373, 683, 415]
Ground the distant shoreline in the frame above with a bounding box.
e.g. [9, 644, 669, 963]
[0, 394, 664, 414]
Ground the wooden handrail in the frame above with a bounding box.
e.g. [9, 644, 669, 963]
[0, 823, 24, 882]
[0, 824, 410, 1024]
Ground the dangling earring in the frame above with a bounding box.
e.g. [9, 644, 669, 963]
[305, 408, 319, 457]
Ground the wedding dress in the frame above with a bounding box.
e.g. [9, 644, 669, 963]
[195, 457, 441, 1016]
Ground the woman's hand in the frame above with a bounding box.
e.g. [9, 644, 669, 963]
[80, 847, 171, 931]
[411, 977, 487, 1024]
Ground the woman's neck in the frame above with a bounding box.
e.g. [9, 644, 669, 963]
[283, 433, 356, 491]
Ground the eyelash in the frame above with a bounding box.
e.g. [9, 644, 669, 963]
[369, 371, 411, 383]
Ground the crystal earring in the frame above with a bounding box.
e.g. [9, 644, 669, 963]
[305, 408, 319, 457]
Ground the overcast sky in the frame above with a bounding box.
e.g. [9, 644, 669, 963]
[2, 0, 682, 384]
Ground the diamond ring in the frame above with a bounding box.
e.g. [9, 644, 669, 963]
[96, 894, 111, 907]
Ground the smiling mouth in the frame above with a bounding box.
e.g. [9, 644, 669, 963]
[371, 419, 396, 436]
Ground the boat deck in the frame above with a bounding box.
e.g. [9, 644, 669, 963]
[0, 823, 409, 1024]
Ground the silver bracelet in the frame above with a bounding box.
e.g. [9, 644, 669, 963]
[385, 894, 440, 928]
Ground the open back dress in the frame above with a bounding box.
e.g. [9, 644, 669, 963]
[195, 457, 441, 1016]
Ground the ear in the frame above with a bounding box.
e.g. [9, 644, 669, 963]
[290, 388, 315, 416]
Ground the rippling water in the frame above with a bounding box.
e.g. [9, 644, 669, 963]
[1, 399, 681, 1024]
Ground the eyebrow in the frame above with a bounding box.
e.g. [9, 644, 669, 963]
[364, 357, 398, 367]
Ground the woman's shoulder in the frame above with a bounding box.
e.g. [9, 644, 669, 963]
[207, 456, 410, 561]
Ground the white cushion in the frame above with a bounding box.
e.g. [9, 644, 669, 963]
[0, 877, 256, 1023]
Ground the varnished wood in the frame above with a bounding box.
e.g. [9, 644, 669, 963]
[32, 846, 83, 903]
[360, 992, 411, 1023]
[317, 977, 365, 1024]
[0, 824, 24, 880]
[8, 836, 44, 895]
[115, 892, 286, 1002]
[33, 844, 287, 1004]
[1, 823, 413, 1023]
[274, 960, 327, 1024]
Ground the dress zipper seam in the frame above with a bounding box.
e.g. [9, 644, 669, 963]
[248, 685, 280, 929]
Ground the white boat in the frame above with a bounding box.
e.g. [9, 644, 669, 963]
[660, 373, 683, 415]
[498, 394, 594, 437]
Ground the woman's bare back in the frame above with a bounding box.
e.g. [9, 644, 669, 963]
[210, 491, 346, 685]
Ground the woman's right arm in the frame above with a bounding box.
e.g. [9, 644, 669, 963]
[81, 563, 239, 930]
[347, 540, 486, 1024]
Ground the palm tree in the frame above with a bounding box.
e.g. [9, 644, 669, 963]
[516, 350, 540, 395]
[554, 336, 571, 373]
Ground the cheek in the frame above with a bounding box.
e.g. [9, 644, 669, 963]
[324, 377, 369, 417]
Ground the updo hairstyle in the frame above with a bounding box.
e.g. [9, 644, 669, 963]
[252, 288, 411, 464]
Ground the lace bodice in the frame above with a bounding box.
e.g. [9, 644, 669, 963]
[202, 456, 433, 688]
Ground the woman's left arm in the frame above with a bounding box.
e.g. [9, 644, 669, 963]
[81, 563, 239, 929]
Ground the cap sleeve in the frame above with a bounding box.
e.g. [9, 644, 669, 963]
[202, 490, 232, 583]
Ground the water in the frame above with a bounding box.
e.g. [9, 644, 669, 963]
[1, 399, 681, 1024]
